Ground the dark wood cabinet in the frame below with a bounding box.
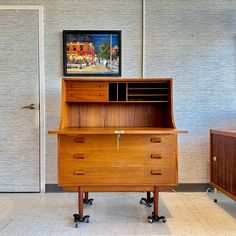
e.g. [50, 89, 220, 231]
[210, 129, 236, 202]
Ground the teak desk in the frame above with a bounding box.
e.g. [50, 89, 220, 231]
[49, 78, 187, 226]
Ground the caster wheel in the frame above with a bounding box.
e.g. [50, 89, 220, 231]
[163, 218, 167, 223]
[214, 199, 217, 203]
[75, 222, 78, 228]
[140, 200, 143, 204]
[86, 219, 89, 223]
[147, 203, 152, 207]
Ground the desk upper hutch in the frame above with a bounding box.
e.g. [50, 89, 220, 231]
[49, 78, 186, 227]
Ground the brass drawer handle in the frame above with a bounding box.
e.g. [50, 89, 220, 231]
[74, 154, 85, 159]
[151, 138, 161, 143]
[151, 170, 162, 175]
[74, 137, 84, 143]
[151, 154, 162, 159]
[74, 170, 85, 175]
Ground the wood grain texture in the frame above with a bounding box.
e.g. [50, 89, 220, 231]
[210, 130, 236, 201]
[49, 127, 187, 135]
[49, 79, 181, 198]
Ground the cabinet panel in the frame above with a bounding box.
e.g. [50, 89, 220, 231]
[66, 81, 108, 90]
[66, 90, 108, 102]
[65, 81, 108, 102]
[60, 151, 176, 168]
[60, 166, 177, 185]
[211, 132, 236, 198]
[60, 134, 177, 153]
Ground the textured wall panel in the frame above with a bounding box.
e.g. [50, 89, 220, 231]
[0, 9, 39, 191]
[43, 0, 142, 183]
[145, 0, 236, 182]
[1, 0, 235, 184]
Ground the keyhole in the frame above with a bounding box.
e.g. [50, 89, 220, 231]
[116, 134, 121, 152]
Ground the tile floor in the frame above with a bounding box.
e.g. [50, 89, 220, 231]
[0, 191, 235, 236]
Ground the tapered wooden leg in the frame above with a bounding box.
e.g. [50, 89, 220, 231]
[153, 187, 159, 220]
[147, 192, 151, 202]
[73, 187, 90, 227]
[147, 187, 166, 223]
[140, 192, 153, 207]
[83, 192, 93, 205]
[84, 192, 89, 202]
[78, 187, 83, 219]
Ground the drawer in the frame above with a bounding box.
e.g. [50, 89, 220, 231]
[119, 135, 176, 152]
[60, 135, 117, 152]
[66, 81, 108, 91]
[60, 151, 176, 168]
[60, 134, 176, 153]
[60, 167, 177, 185]
[66, 90, 108, 102]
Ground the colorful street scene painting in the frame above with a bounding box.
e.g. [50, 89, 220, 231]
[63, 31, 121, 76]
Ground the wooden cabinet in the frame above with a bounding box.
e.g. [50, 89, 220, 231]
[49, 78, 186, 225]
[210, 129, 236, 202]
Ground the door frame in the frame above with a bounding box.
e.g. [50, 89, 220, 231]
[0, 5, 45, 193]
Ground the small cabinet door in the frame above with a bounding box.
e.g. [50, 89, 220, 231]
[65, 81, 108, 102]
[211, 134, 236, 196]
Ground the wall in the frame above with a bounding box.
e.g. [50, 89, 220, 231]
[0, 0, 236, 184]
[145, 0, 236, 182]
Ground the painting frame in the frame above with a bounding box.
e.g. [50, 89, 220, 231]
[63, 30, 122, 77]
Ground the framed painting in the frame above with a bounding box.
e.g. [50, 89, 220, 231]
[63, 30, 121, 76]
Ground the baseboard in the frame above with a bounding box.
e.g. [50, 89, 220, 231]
[45, 183, 212, 193]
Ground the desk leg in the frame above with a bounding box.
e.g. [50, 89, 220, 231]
[147, 187, 166, 223]
[140, 192, 153, 207]
[83, 192, 94, 205]
[73, 187, 90, 227]
[79, 187, 83, 218]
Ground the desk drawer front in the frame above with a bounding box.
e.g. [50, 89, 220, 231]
[60, 151, 176, 168]
[66, 81, 108, 91]
[66, 82, 108, 102]
[60, 167, 177, 185]
[60, 134, 176, 152]
[66, 90, 108, 102]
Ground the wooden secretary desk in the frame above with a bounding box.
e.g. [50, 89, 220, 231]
[49, 78, 186, 226]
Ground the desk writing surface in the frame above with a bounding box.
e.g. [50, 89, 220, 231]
[48, 127, 188, 135]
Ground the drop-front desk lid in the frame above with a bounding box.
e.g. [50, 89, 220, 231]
[48, 127, 188, 135]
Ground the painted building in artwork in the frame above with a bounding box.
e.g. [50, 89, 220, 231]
[66, 41, 95, 65]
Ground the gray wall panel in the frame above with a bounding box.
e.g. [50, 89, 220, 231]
[145, 0, 236, 182]
[0, 0, 235, 185]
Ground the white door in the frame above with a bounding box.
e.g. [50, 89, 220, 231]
[0, 9, 40, 192]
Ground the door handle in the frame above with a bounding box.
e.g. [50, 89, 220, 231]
[22, 104, 36, 110]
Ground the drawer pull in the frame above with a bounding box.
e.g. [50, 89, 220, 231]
[74, 170, 85, 175]
[151, 138, 161, 143]
[74, 137, 84, 143]
[74, 154, 85, 159]
[151, 154, 162, 159]
[151, 170, 162, 175]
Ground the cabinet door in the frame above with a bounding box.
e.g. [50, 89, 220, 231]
[65, 81, 108, 102]
[211, 134, 236, 196]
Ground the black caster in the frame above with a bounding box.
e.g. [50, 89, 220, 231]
[73, 214, 90, 227]
[214, 199, 218, 203]
[147, 212, 166, 224]
[140, 197, 153, 207]
[83, 198, 94, 205]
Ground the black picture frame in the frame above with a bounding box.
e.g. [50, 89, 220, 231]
[63, 30, 121, 77]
